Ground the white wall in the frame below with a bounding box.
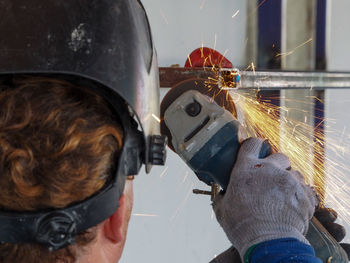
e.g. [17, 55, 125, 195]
[121, 1, 247, 262]
[143, 0, 247, 67]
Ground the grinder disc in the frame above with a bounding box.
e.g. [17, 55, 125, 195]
[160, 78, 237, 152]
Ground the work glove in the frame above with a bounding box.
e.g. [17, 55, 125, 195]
[211, 218, 348, 263]
[212, 137, 317, 260]
[210, 206, 350, 263]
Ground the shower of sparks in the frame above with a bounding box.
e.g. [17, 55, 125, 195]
[133, 213, 158, 217]
[202, 65, 350, 226]
[152, 113, 161, 123]
[159, 166, 169, 178]
[230, 90, 350, 224]
[232, 10, 240, 19]
[233, 92, 315, 181]
[159, 9, 169, 25]
[276, 38, 313, 58]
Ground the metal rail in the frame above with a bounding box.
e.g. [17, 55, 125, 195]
[159, 67, 350, 89]
[236, 70, 350, 89]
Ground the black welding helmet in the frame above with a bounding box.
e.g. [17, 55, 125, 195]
[0, 0, 166, 171]
[0, 0, 166, 250]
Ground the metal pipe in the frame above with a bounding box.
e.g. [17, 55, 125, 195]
[158, 67, 350, 90]
[235, 70, 350, 89]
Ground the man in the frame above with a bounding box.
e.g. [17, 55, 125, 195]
[0, 1, 165, 262]
[0, 1, 346, 263]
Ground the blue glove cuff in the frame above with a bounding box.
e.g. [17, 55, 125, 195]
[245, 238, 321, 263]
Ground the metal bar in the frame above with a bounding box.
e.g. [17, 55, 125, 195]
[159, 67, 350, 89]
[237, 70, 350, 89]
[159, 67, 215, 87]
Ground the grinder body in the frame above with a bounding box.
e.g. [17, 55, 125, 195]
[163, 89, 244, 188]
[163, 89, 270, 189]
[162, 86, 348, 262]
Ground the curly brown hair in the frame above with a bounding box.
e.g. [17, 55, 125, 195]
[0, 77, 123, 263]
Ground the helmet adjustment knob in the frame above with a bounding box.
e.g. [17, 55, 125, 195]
[35, 212, 76, 250]
[149, 135, 167, 165]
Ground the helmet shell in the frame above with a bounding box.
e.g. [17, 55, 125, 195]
[0, 0, 160, 171]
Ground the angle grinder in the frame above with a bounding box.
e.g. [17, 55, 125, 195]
[160, 78, 348, 262]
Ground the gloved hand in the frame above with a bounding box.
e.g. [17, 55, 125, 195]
[210, 139, 348, 262]
[210, 206, 350, 263]
[212, 138, 317, 260]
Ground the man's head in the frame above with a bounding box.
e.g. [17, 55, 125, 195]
[0, 77, 134, 262]
[0, 0, 166, 261]
[0, 1, 166, 261]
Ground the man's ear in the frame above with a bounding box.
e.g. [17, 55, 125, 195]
[103, 194, 126, 244]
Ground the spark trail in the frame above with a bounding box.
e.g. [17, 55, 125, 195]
[228, 90, 350, 226]
[203, 62, 350, 226]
